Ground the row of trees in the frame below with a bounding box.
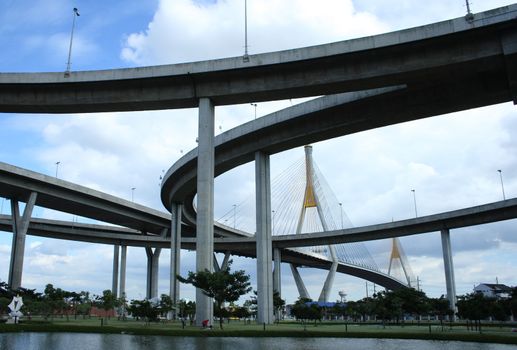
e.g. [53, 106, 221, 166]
[0, 280, 173, 324]
[290, 287, 517, 325]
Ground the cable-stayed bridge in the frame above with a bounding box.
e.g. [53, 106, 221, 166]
[216, 145, 414, 302]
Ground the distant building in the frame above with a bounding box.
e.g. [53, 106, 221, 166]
[473, 283, 513, 299]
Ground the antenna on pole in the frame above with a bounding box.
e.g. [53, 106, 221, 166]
[65, 7, 80, 77]
[243, 0, 249, 62]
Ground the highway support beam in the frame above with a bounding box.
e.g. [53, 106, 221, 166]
[213, 251, 231, 272]
[112, 245, 119, 297]
[170, 202, 182, 319]
[255, 151, 274, 324]
[441, 228, 457, 320]
[145, 247, 161, 299]
[120, 245, 127, 300]
[195, 98, 215, 326]
[8, 192, 37, 290]
[273, 248, 281, 296]
[290, 264, 310, 300]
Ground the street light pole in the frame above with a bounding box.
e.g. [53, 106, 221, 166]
[338, 202, 343, 229]
[411, 189, 418, 218]
[251, 103, 257, 119]
[272, 209, 275, 235]
[497, 170, 506, 200]
[131, 187, 136, 202]
[233, 204, 236, 229]
[243, 0, 249, 61]
[55, 161, 60, 178]
[65, 8, 80, 77]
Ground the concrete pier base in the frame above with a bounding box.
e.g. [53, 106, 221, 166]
[441, 228, 457, 319]
[255, 151, 274, 324]
[8, 192, 37, 290]
[145, 247, 161, 299]
[170, 202, 182, 318]
[112, 245, 120, 298]
[195, 98, 215, 326]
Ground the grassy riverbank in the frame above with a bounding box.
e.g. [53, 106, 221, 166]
[1, 318, 517, 345]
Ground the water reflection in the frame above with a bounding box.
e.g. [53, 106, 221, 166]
[0, 333, 515, 350]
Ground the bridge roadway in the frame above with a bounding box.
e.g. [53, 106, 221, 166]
[1, 196, 517, 290]
[1, 4, 517, 321]
[159, 4, 517, 217]
[0, 4, 516, 114]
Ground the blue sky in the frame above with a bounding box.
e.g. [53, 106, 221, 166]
[1, 0, 517, 304]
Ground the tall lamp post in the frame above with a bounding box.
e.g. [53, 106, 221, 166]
[55, 161, 61, 178]
[251, 103, 257, 119]
[497, 170, 506, 200]
[338, 202, 343, 229]
[65, 8, 80, 77]
[411, 189, 418, 218]
[131, 187, 136, 202]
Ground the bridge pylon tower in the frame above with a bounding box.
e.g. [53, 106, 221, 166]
[290, 145, 339, 302]
[388, 237, 414, 287]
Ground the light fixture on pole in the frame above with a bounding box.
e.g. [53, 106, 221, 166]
[338, 202, 343, 229]
[411, 189, 418, 218]
[497, 169, 506, 200]
[272, 209, 275, 235]
[55, 161, 61, 178]
[233, 204, 237, 229]
[131, 187, 136, 202]
[243, 0, 249, 62]
[65, 7, 80, 77]
[250, 103, 257, 119]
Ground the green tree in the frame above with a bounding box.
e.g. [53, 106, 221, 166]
[127, 299, 160, 324]
[178, 299, 196, 323]
[95, 290, 118, 324]
[291, 298, 322, 326]
[177, 260, 252, 329]
[273, 291, 286, 321]
[429, 296, 454, 326]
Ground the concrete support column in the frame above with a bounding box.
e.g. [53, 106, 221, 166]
[112, 245, 120, 298]
[221, 252, 231, 271]
[145, 247, 161, 299]
[290, 264, 310, 300]
[255, 151, 274, 324]
[195, 97, 215, 325]
[119, 245, 127, 300]
[441, 228, 457, 319]
[8, 192, 37, 290]
[170, 202, 182, 319]
[273, 248, 281, 296]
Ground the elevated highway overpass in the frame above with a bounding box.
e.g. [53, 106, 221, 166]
[1, 4, 516, 323]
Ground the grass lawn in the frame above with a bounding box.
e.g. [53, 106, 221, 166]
[1, 317, 517, 345]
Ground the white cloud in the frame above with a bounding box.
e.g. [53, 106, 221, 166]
[121, 0, 387, 65]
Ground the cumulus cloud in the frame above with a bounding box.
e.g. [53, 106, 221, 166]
[121, 0, 388, 65]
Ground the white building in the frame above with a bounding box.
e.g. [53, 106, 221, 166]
[473, 283, 513, 299]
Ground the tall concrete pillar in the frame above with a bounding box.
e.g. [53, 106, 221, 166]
[221, 251, 231, 271]
[170, 202, 182, 318]
[145, 247, 161, 299]
[290, 264, 310, 299]
[441, 228, 457, 319]
[255, 150, 274, 324]
[119, 245, 127, 300]
[195, 97, 215, 325]
[273, 248, 281, 296]
[8, 192, 37, 290]
[112, 245, 120, 298]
